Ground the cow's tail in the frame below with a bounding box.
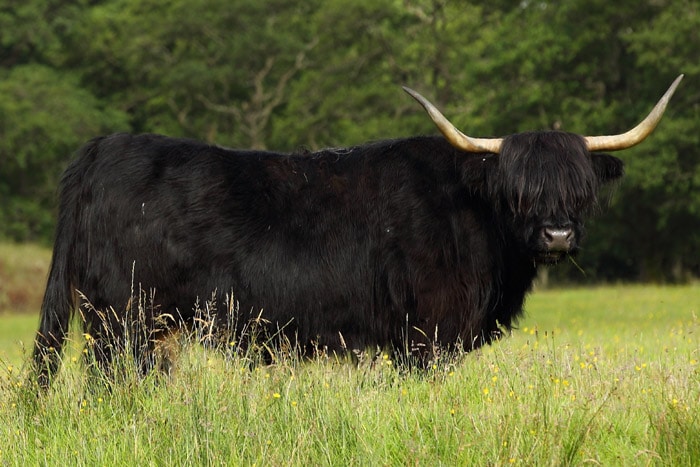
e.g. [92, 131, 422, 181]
[32, 140, 97, 389]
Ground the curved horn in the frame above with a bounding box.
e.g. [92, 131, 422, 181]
[585, 74, 684, 152]
[403, 86, 502, 154]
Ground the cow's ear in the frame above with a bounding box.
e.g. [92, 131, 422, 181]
[591, 153, 624, 183]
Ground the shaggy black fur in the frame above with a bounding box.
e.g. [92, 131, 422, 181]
[33, 132, 623, 386]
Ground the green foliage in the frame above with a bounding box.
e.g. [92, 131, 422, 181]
[615, 0, 700, 280]
[73, 0, 318, 148]
[1, 285, 699, 464]
[0, 0, 698, 280]
[0, 65, 129, 241]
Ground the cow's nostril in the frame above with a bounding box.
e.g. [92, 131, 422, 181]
[543, 227, 573, 251]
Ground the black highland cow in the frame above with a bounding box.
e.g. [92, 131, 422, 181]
[33, 76, 683, 386]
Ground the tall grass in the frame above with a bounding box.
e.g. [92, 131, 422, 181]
[1, 284, 698, 465]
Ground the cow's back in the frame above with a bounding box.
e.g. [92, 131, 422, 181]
[67, 134, 389, 349]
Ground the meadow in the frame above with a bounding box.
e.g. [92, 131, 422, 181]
[0, 243, 698, 465]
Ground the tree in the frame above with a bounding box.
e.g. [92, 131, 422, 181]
[612, 0, 700, 280]
[0, 1, 129, 241]
[0, 0, 697, 280]
[274, 0, 501, 150]
[70, 0, 318, 149]
[0, 65, 128, 240]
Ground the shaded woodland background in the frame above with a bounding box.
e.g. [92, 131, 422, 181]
[1, 0, 698, 283]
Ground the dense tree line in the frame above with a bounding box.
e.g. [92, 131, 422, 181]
[1, 0, 698, 282]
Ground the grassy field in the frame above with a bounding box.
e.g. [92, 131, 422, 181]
[1, 285, 698, 465]
[0, 244, 698, 465]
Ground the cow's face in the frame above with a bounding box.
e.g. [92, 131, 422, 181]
[493, 131, 624, 264]
[405, 76, 680, 263]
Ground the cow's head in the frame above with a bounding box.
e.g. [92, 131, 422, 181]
[405, 75, 683, 264]
[493, 130, 623, 263]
